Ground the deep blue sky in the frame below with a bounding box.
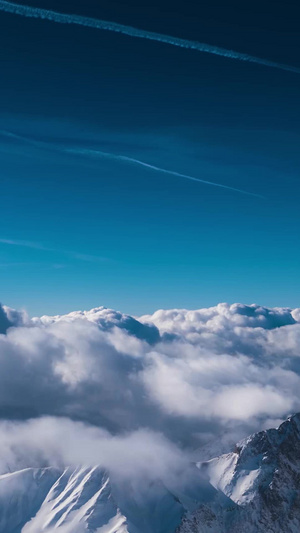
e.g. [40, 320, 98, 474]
[0, 0, 299, 316]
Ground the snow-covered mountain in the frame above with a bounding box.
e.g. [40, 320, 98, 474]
[180, 413, 300, 533]
[1, 413, 300, 533]
[0, 464, 231, 533]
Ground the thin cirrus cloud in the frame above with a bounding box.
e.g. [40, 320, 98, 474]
[0, 129, 263, 198]
[0, 0, 299, 74]
[67, 147, 264, 198]
[0, 238, 108, 263]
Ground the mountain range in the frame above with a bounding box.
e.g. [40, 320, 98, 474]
[1, 413, 300, 533]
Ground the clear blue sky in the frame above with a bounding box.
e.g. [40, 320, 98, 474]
[0, 0, 299, 316]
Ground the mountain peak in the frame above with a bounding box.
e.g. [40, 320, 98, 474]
[2, 414, 300, 532]
[183, 412, 300, 532]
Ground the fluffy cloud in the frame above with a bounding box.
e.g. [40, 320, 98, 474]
[0, 304, 28, 333]
[34, 306, 160, 344]
[0, 301, 300, 476]
[0, 417, 187, 485]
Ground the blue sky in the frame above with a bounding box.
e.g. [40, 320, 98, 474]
[0, 0, 300, 316]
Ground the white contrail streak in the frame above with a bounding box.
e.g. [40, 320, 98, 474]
[0, 129, 263, 198]
[0, 0, 299, 74]
[67, 147, 263, 198]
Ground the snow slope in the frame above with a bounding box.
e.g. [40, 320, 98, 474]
[2, 414, 300, 532]
[180, 413, 300, 532]
[0, 464, 231, 533]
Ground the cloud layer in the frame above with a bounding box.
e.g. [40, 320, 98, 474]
[0, 301, 300, 478]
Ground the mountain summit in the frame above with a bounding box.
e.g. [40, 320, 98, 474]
[180, 413, 300, 532]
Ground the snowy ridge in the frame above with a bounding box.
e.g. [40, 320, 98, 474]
[180, 413, 300, 532]
[0, 466, 127, 533]
[2, 414, 300, 532]
[0, 467, 61, 532]
[0, 463, 232, 533]
[23, 466, 128, 533]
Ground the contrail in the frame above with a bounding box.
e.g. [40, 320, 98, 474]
[0, 129, 263, 198]
[0, 0, 299, 74]
[66, 147, 263, 198]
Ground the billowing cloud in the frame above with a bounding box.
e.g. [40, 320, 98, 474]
[0, 301, 299, 478]
[0, 303, 28, 333]
[0, 417, 188, 485]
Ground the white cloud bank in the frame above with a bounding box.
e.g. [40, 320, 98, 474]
[0, 301, 300, 478]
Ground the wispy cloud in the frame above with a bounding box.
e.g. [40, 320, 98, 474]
[0, 261, 66, 269]
[0, 238, 51, 251]
[0, 0, 299, 74]
[69, 147, 264, 199]
[0, 238, 108, 263]
[0, 129, 263, 198]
